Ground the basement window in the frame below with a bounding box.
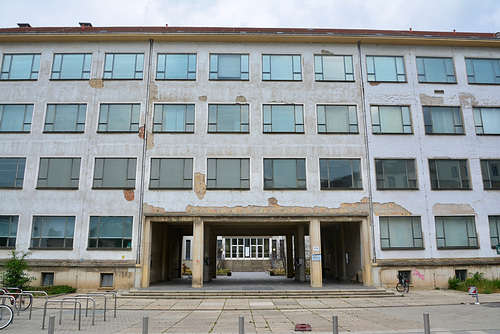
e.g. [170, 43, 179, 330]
[455, 269, 467, 282]
[42, 273, 54, 286]
[100, 273, 113, 287]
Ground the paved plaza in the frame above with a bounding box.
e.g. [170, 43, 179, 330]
[2, 273, 500, 333]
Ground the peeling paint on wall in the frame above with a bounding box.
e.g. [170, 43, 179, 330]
[143, 203, 166, 214]
[150, 81, 158, 101]
[124, 190, 135, 201]
[194, 172, 206, 200]
[89, 79, 104, 89]
[198, 96, 207, 102]
[459, 93, 478, 108]
[321, 50, 334, 55]
[419, 93, 444, 105]
[146, 132, 154, 149]
[236, 95, 247, 102]
[432, 203, 474, 215]
[369, 82, 380, 86]
[138, 126, 145, 139]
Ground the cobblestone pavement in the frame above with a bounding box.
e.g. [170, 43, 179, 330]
[2, 289, 499, 333]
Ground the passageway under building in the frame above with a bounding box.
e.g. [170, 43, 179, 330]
[141, 215, 372, 289]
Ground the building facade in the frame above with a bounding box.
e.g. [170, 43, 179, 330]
[0, 25, 499, 290]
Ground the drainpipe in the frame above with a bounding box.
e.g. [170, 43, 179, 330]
[357, 41, 377, 264]
[136, 38, 154, 264]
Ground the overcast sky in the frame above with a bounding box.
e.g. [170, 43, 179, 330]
[0, 0, 498, 33]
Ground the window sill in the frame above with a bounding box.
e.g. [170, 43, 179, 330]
[264, 188, 307, 191]
[476, 133, 500, 136]
[149, 187, 192, 190]
[209, 78, 250, 81]
[484, 188, 500, 190]
[87, 248, 132, 251]
[467, 82, 500, 85]
[0, 131, 31, 134]
[262, 79, 303, 82]
[263, 132, 305, 134]
[430, 188, 472, 191]
[96, 131, 140, 134]
[206, 188, 250, 191]
[152, 131, 194, 134]
[92, 187, 136, 190]
[43, 131, 85, 134]
[437, 246, 479, 250]
[381, 247, 425, 251]
[49, 79, 90, 81]
[101, 78, 143, 81]
[315, 80, 355, 83]
[376, 188, 419, 191]
[0, 187, 24, 190]
[372, 132, 414, 135]
[36, 187, 79, 190]
[418, 81, 457, 84]
[28, 248, 73, 250]
[318, 132, 359, 135]
[155, 78, 196, 81]
[367, 80, 407, 84]
[0, 79, 38, 81]
[321, 187, 364, 191]
[207, 131, 250, 134]
[425, 133, 465, 136]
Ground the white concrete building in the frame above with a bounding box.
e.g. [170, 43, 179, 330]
[0, 25, 499, 290]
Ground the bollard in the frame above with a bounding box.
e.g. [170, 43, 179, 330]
[332, 315, 338, 334]
[239, 315, 244, 334]
[143, 316, 149, 334]
[423, 313, 430, 334]
[48, 315, 55, 334]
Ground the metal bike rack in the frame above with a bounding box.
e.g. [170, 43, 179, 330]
[64, 296, 96, 325]
[21, 291, 48, 319]
[42, 299, 82, 330]
[0, 295, 16, 324]
[2, 292, 33, 317]
[87, 291, 117, 318]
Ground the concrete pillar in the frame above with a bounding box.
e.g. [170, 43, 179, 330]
[211, 232, 217, 279]
[141, 218, 151, 288]
[361, 218, 373, 286]
[192, 218, 204, 288]
[161, 225, 168, 280]
[294, 232, 299, 281]
[309, 219, 322, 287]
[203, 224, 211, 282]
[298, 224, 306, 282]
[286, 234, 294, 278]
[340, 224, 346, 280]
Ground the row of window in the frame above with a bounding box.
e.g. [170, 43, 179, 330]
[2, 214, 499, 251]
[2, 52, 499, 84]
[0, 215, 131, 249]
[1, 157, 499, 191]
[1, 103, 500, 135]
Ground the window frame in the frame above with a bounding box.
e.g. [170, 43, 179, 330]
[481, 159, 500, 190]
[263, 158, 306, 190]
[423, 106, 463, 134]
[209, 54, 249, 80]
[88, 216, 132, 250]
[435, 216, 478, 249]
[1, 53, 40, 80]
[319, 158, 362, 190]
[103, 53, 144, 80]
[0, 215, 18, 248]
[366, 55, 406, 82]
[371, 105, 412, 134]
[314, 55, 354, 82]
[50, 53, 92, 80]
[208, 104, 249, 133]
[98, 103, 140, 133]
[37, 157, 81, 189]
[263, 104, 304, 133]
[156, 53, 196, 80]
[44, 104, 86, 133]
[465, 58, 500, 84]
[207, 158, 250, 190]
[317, 105, 358, 134]
[489, 216, 500, 248]
[416, 56, 456, 83]
[262, 54, 302, 81]
[429, 159, 470, 190]
[0, 104, 33, 133]
[30, 216, 75, 250]
[92, 158, 137, 189]
[153, 104, 194, 133]
[379, 216, 424, 250]
[473, 107, 500, 135]
[0, 157, 26, 189]
[149, 158, 193, 190]
[375, 159, 418, 190]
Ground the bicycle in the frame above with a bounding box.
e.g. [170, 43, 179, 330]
[0, 304, 14, 330]
[0, 287, 32, 311]
[396, 273, 410, 293]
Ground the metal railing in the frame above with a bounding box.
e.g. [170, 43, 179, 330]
[42, 299, 82, 330]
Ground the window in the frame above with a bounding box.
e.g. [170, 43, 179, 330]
[465, 58, 500, 84]
[44, 104, 86, 133]
[98, 104, 140, 132]
[207, 158, 250, 189]
[366, 56, 406, 82]
[37, 158, 81, 189]
[320, 159, 362, 189]
[473, 107, 500, 134]
[103, 53, 143, 79]
[398, 270, 411, 284]
[100, 273, 113, 287]
[375, 159, 418, 190]
[455, 270, 467, 282]
[317, 105, 358, 133]
[314, 55, 354, 81]
[264, 158, 306, 190]
[489, 216, 500, 248]
[209, 54, 249, 80]
[481, 160, 500, 190]
[51, 53, 92, 80]
[0, 104, 33, 132]
[153, 104, 194, 133]
[380, 216, 423, 249]
[0, 158, 26, 188]
[0, 216, 18, 248]
[435, 216, 478, 249]
[156, 53, 196, 80]
[371, 106, 412, 134]
[41, 273, 54, 286]
[429, 159, 470, 190]
[263, 105, 304, 133]
[149, 158, 192, 189]
[93, 158, 136, 189]
[185, 239, 191, 260]
[416, 57, 456, 83]
[88, 216, 132, 249]
[1, 54, 40, 80]
[208, 104, 249, 133]
[30, 216, 75, 249]
[423, 106, 463, 134]
[262, 55, 301, 81]
[224, 237, 270, 259]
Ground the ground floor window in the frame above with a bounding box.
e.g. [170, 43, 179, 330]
[224, 237, 270, 259]
[31, 216, 75, 249]
[88, 216, 132, 249]
[100, 273, 113, 287]
[0, 215, 18, 248]
[379, 216, 423, 249]
[489, 216, 500, 248]
[435, 216, 478, 249]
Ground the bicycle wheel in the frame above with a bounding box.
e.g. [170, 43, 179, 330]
[14, 295, 32, 311]
[404, 282, 410, 293]
[0, 305, 14, 330]
[396, 282, 405, 292]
